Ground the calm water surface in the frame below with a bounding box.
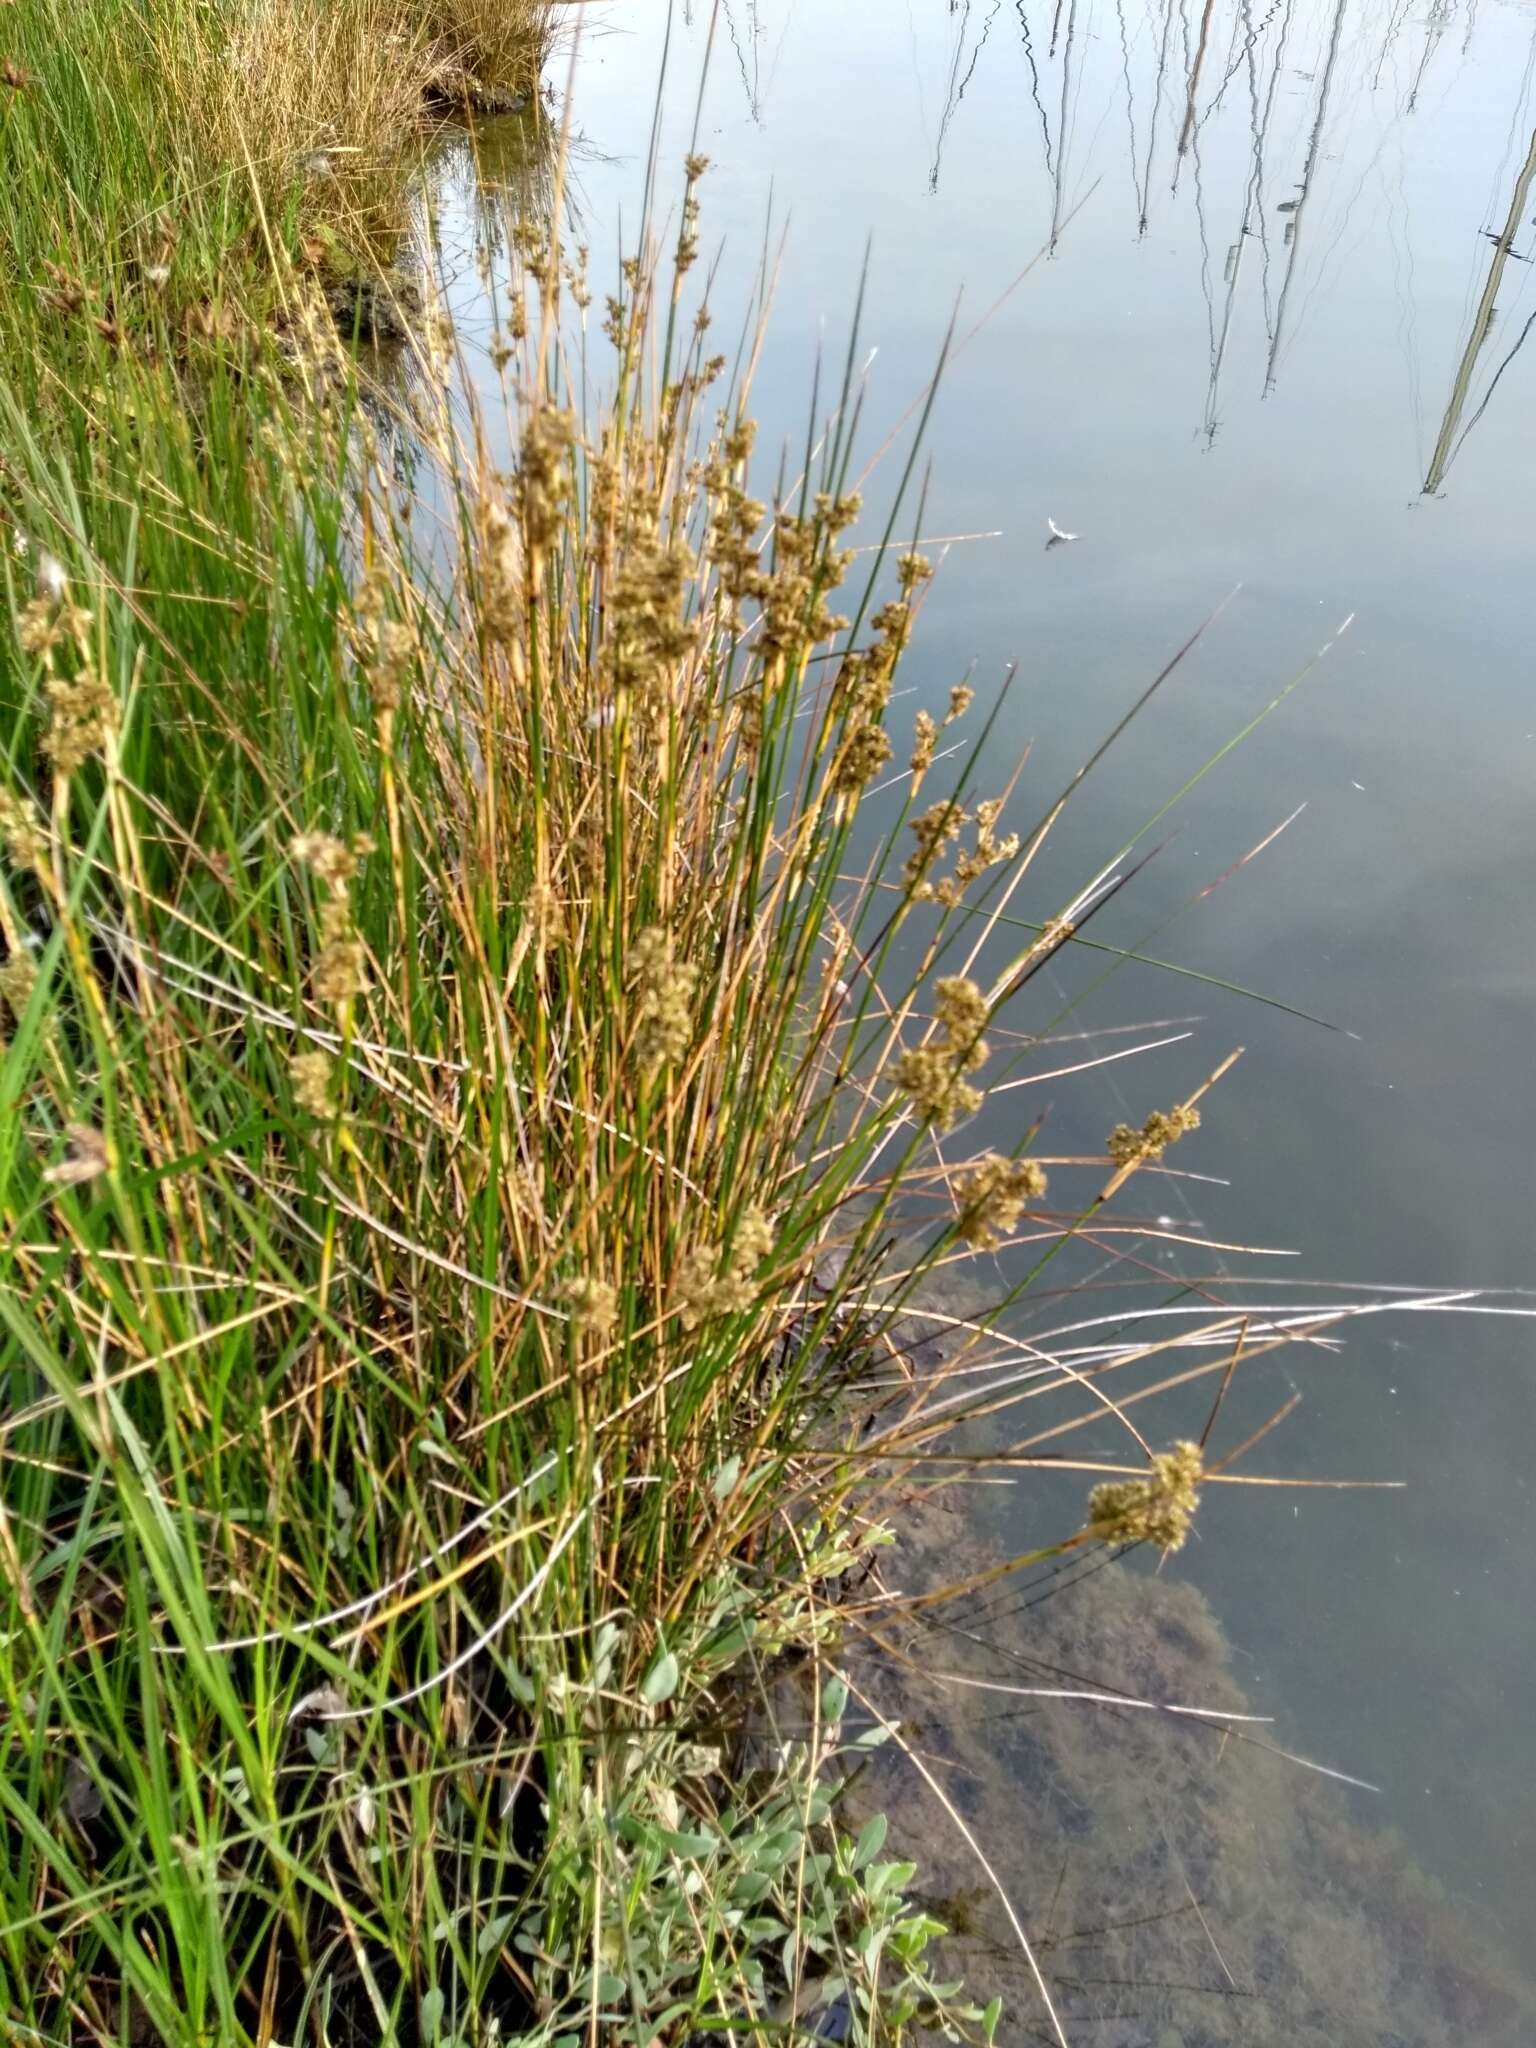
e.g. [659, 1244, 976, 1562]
[434, 0, 1536, 2028]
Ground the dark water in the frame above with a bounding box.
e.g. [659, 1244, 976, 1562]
[429, 0, 1536, 2028]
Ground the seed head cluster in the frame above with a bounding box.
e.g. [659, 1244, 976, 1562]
[904, 792, 1018, 906]
[704, 467, 855, 758]
[562, 1274, 619, 1341]
[674, 153, 709, 274]
[760, 509, 847, 661]
[351, 569, 415, 715]
[895, 975, 991, 1128]
[17, 596, 92, 661]
[904, 800, 963, 897]
[630, 926, 698, 1074]
[601, 500, 696, 733]
[706, 463, 766, 618]
[1087, 1440, 1205, 1553]
[43, 671, 117, 776]
[909, 708, 938, 783]
[832, 721, 892, 798]
[290, 1048, 336, 1119]
[1106, 1104, 1202, 1169]
[0, 792, 44, 872]
[675, 1205, 775, 1330]
[291, 831, 372, 1008]
[953, 1152, 1049, 1249]
[829, 590, 914, 801]
[0, 952, 39, 1022]
[477, 489, 521, 645]
[514, 404, 577, 567]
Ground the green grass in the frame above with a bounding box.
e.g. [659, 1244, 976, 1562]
[0, 34, 1342, 2048]
[0, 0, 555, 385]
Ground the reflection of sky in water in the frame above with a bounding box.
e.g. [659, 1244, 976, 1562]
[425, 0, 1536, 1985]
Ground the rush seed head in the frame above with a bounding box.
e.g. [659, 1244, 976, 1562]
[1087, 1441, 1204, 1554]
[43, 671, 116, 775]
[953, 1153, 1049, 1249]
[1107, 1104, 1202, 1169]
[630, 926, 699, 1073]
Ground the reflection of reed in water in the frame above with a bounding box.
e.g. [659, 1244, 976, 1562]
[720, 0, 764, 122]
[900, 0, 1529, 439]
[1423, 119, 1536, 491]
[1253, 0, 1295, 341]
[1139, 0, 1177, 233]
[931, 0, 1005, 193]
[1262, 0, 1347, 395]
[1178, 0, 1218, 157]
[347, 104, 564, 469]
[1116, 0, 1142, 224]
[419, 99, 563, 272]
[1051, 0, 1081, 248]
[1018, 0, 1060, 184]
[1200, 0, 1265, 444]
[1406, 0, 1452, 112]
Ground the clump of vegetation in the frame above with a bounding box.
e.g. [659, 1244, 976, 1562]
[0, 126, 1253, 2030]
[0, 33, 1388, 2041]
[0, 0, 554, 367]
[164, 0, 551, 194]
[419, 0, 554, 101]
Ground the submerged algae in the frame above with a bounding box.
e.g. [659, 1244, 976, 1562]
[852, 1497, 1532, 2046]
